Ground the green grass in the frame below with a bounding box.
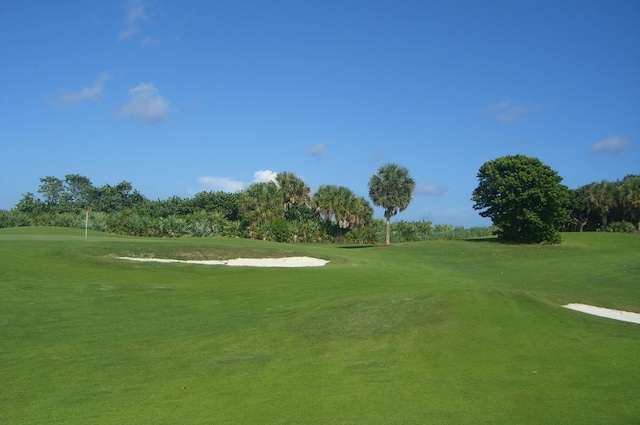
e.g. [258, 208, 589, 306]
[1, 227, 639, 424]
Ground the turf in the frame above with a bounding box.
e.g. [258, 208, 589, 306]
[1, 227, 638, 424]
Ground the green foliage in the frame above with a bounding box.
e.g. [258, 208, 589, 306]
[0, 210, 31, 228]
[13, 171, 640, 246]
[368, 163, 416, 219]
[472, 155, 570, 244]
[276, 171, 311, 212]
[312, 185, 374, 239]
[239, 181, 284, 223]
[270, 217, 291, 242]
[568, 175, 640, 232]
[187, 191, 240, 221]
[607, 221, 637, 234]
[384, 220, 495, 243]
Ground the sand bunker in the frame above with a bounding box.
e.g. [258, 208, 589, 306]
[119, 256, 328, 268]
[563, 303, 640, 324]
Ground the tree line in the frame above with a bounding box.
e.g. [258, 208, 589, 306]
[0, 169, 493, 243]
[2, 161, 637, 244]
[567, 176, 640, 233]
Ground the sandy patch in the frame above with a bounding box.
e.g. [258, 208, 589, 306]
[119, 256, 328, 268]
[563, 303, 640, 324]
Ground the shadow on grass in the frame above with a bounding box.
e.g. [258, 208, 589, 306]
[337, 245, 377, 249]
[463, 237, 500, 243]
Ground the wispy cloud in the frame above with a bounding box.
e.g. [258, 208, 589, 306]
[485, 100, 540, 123]
[119, 0, 154, 41]
[196, 177, 244, 193]
[195, 170, 278, 193]
[119, 83, 169, 124]
[369, 152, 385, 163]
[415, 183, 447, 196]
[308, 143, 327, 159]
[53, 72, 110, 107]
[589, 136, 629, 154]
[141, 36, 162, 46]
[253, 170, 278, 183]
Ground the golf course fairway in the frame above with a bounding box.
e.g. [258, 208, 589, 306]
[1, 227, 638, 424]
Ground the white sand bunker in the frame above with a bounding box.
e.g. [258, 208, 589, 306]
[119, 256, 328, 268]
[563, 303, 640, 325]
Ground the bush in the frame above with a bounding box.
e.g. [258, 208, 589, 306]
[88, 211, 108, 233]
[0, 210, 31, 228]
[270, 218, 291, 242]
[187, 221, 216, 237]
[607, 221, 637, 234]
[157, 216, 187, 238]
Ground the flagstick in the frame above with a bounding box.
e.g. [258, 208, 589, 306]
[85, 208, 89, 240]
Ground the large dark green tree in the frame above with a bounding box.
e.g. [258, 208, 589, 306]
[368, 163, 416, 245]
[472, 154, 569, 244]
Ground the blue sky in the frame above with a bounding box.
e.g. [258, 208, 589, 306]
[1, 0, 638, 227]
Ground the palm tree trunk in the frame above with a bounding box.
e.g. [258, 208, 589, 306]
[385, 217, 391, 245]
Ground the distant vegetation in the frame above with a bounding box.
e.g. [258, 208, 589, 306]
[1, 167, 638, 242]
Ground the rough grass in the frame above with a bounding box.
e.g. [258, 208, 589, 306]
[1, 227, 639, 424]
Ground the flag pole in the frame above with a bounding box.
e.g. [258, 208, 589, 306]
[85, 206, 92, 239]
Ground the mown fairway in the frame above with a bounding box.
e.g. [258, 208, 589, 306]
[1, 227, 639, 424]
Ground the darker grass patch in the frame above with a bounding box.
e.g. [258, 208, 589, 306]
[297, 297, 448, 340]
[214, 351, 278, 365]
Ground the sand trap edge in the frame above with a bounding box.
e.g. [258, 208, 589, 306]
[563, 303, 640, 324]
[118, 256, 329, 268]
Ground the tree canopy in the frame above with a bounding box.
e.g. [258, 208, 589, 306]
[472, 154, 570, 244]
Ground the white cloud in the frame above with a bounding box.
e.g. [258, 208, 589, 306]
[119, 0, 154, 40]
[194, 170, 278, 193]
[589, 136, 629, 154]
[253, 170, 278, 183]
[54, 72, 110, 106]
[415, 183, 447, 196]
[485, 100, 539, 123]
[196, 177, 244, 192]
[308, 143, 327, 159]
[119, 83, 169, 124]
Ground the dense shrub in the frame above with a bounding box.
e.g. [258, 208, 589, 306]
[607, 221, 637, 234]
[270, 218, 291, 242]
[0, 210, 31, 228]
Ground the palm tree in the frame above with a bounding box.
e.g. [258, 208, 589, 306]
[312, 185, 373, 240]
[620, 175, 640, 230]
[239, 182, 283, 223]
[275, 172, 311, 212]
[368, 163, 415, 245]
[584, 181, 617, 230]
[312, 185, 339, 223]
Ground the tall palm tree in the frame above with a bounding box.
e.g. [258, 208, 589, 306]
[312, 185, 341, 224]
[312, 185, 373, 239]
[275, 172, 311, 212]
[368, 163, 415, 245]
[239, 182, 283, 222]
[584, 181, 617, 230]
